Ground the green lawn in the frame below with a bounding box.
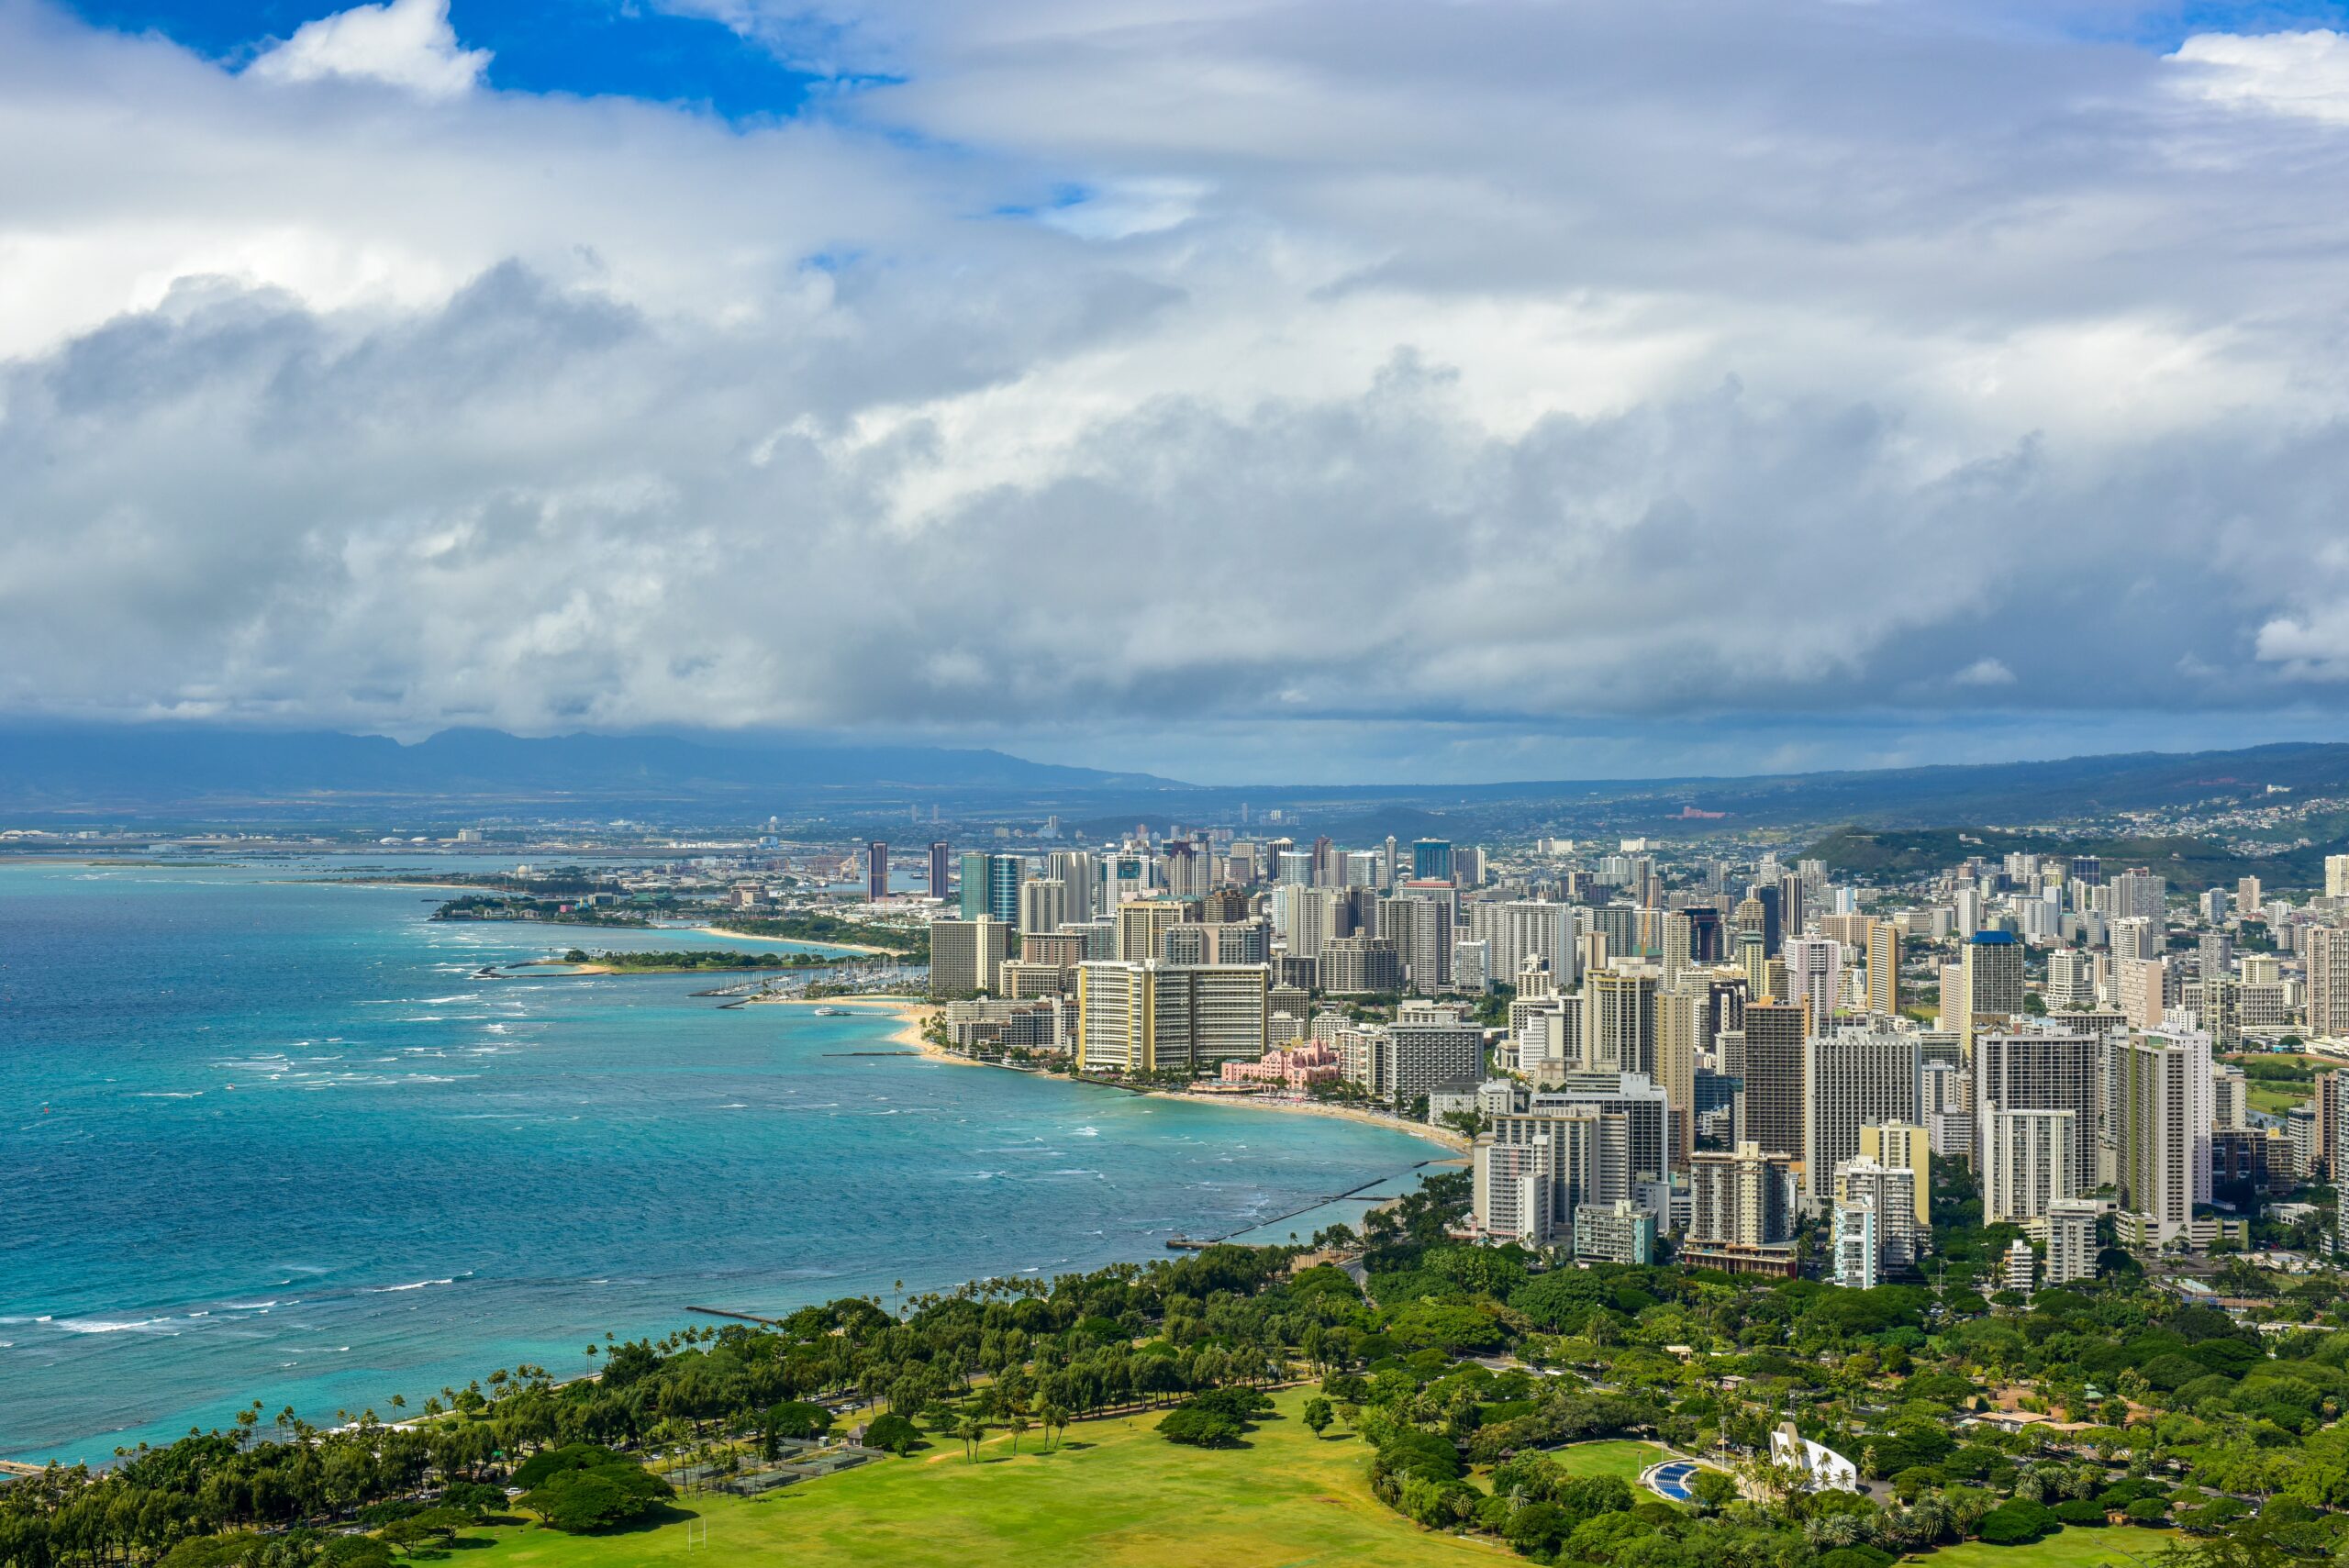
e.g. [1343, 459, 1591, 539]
[1917, 1526, 2176, 1568]
[458, 1387, 1504, 1567]
[1542, 1439, 1668, 1483]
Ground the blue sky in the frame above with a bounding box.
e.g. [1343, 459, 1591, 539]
[67, 0, 841, 115]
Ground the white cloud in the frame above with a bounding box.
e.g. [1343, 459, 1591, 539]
[247, 0, 490, 98]
[2168, 29, 2349, 125]
[3, 1, 2349, 769]
[1954, 657, 2017, 688]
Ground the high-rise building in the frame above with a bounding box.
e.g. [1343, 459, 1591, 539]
[1981, 1107, 2078, 1225]
[1573, 1197, 1657, 1264]
[1740, 1001, 1808, 1172]
[1074, 961, 1270, 1075]
[1383, 1018, 1486, 1104]
[960, 851, 1023, 924]
[1583, 967, 1658, 1075]
[2108, 870, 2166, 921]
[1412, 839, 1455, 882]
[1975, 1029, 2102, 1197]
[1783, 936, 1843, 1031]
[1687, 1142, 1798, 1274]
[2045, 950, 2098, 1011]
[928, 840, 952, 903]
[1470, 902, 1573, 990]
[2310, 926, 2349, 1038]
[1800, 1030, 1920, 1211]
[2116, 1024, 2208, 1248]
[2117, 954, 2172, 1029]
[866, 840, 889, 903]
[1018, 878, 1069, 936]
[1116, 899, 1183, 962]
[1859, 1122, 1932, 1228]
[1961, 931, 2026, 1042]
[1655, 985, 1707, 1170]
[1322, 934, 1404, 995]
[1528, 1071, 1675, 1187]
[2328, 855, 2349, 902]
[930, 917, 1012, 997]
[1831, 1157, 1920, 1283]
[2043, 1197, 2101, 1284]
[1831, 1194, 1881, 1289]
[1865, 921, 1899, 1016]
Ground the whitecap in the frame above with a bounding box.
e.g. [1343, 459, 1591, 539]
[52, 1317, 179, 1335]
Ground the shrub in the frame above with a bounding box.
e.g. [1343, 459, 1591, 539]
[1976, 1499, 2059, 1545]
[514, 1446, 672, 1533]
[864, 1411, 923, 1454]
[766, 1399, 833, 1440]
[1158, 1406, 1244, 1448]
[2124, 1498, 2169, 1526]
[2052, 1499, 2108, 1527]
[1820, 1547, 1897, 1568]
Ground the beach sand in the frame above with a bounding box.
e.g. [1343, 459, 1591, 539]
[749, 993, 942, 1052]
[695, 924, 899, 956]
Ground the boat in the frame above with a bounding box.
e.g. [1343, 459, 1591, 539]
[812, 1006, 851, 1016]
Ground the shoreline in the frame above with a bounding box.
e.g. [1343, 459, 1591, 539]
[691, 923, 902, 957]
[1153, 1091, 1472, 1152]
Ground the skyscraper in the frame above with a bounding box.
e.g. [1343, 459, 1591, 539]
[1865, 920, 1899, 1016]
[2117, 1026, 2207, 1247]
[1860, 1122, 1932, 1228]
[1961, 931, 2025, 1042]
[928, 840, 952, 903]
[2310, 926, 2349, 1038]
[930, 917, 1011, 997]
[960, 851, 1022, 924]
[1741, 1001, 1808, 1165]
[1981, 1107, 2078, 1225]
[866, 840, 888, 903]
[1800, 1029, 1920, 1212]
[1975, 1029, 2101, 1197]
[1412, 839, 1455, 882]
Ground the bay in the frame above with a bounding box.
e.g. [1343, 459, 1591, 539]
[0, 860, 1435, 1462]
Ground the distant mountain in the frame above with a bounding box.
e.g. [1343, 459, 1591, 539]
[0, 726, 1180, 817]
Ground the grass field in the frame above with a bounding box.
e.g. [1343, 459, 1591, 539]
[458, 1387, 1504, 1567]
[1542, 1439, 1668, 1483]
[1916, 1526, 2176, 1568]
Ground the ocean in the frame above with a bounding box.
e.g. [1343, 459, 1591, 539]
[0, 859, 1437, 1463]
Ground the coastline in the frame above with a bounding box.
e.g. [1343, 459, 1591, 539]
[694, 923, 905, 956]
[1154, 1091, 1471, 1152]
[750, 993, 943, 1053]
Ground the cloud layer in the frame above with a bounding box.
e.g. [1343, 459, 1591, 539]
[8, 0, 2349, 778]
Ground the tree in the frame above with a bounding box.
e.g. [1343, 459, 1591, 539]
[956, 1417, 986, 1462]
[1040, 1401, 1070, 1451]
[1008, 1415, 1031, 1454]
[1687, 1468, 1739, 1515]
[1303, 1396, 1333, 1439]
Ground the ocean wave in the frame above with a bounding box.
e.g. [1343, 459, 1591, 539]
[52, 1317, 180, 1335]
[134, 1091, 205, 1099]
[362, 1277, 454, 1293]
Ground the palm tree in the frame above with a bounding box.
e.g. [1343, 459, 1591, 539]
[1041, 1402, 1069, 1451]
[956, 1417, 985, 1462]
[1008, 1415, 1031, 1454]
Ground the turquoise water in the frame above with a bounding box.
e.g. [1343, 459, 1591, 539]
[0, 860, 1434, 1463]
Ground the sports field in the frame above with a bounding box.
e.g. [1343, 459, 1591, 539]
[460, 1386, 1506, 1567]
[1917, 1527, 2176, 1568]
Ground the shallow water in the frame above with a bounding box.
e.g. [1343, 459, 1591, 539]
[0, 858, 1431, 1462]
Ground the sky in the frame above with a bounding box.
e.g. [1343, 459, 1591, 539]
[10, 0, 2349, 784]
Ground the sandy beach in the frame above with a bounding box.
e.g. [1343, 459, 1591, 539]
[695, 924, 899, 956]
[748, 993, 942, 1051]
[1158, 1091, 1471, 1151]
